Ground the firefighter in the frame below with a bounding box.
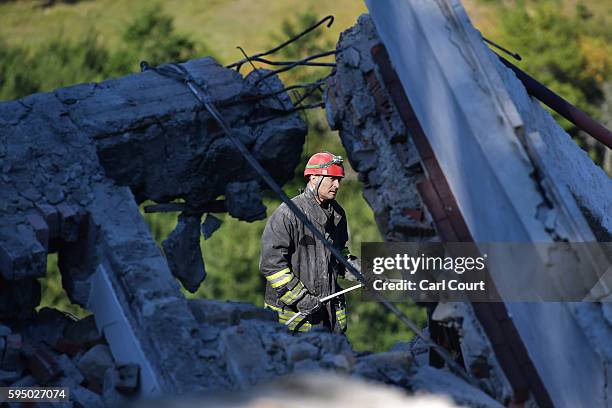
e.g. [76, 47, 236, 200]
[259, 151, 360, 333]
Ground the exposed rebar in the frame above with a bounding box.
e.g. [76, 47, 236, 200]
[227, 15, 335, 71]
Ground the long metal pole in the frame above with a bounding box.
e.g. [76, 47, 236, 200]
[498, 55, 612, 149]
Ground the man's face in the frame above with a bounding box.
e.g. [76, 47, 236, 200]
[311, 175, 342, 201]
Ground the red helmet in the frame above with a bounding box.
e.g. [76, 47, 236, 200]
[304, 152, 345, 178]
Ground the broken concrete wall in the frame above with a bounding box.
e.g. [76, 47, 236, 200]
[325, 13, 514, 404]
[325, 15, 435, 242]
[0, 57, 306, 294]
[91, 60, 305, 212]
[0, 34, 502, 408]
[0, 56, 307, 396]
[488, 20, 612, 406]
[356, 0, 611, 406]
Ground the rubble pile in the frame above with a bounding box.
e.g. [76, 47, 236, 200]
[1, 301, 503, 407]
[0, 57, 308, 394]
[1, 1, 609, 405]
[0, 57, 306, 301]
[1, 309, 137, 407]
[167, 299, 502, 407]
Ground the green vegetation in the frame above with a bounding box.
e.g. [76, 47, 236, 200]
[2, 0, 608, 352]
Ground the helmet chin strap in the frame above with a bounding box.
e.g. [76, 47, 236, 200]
[315, 175, 325, 203]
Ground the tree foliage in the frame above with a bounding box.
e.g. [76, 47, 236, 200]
[492, 0, 611, 168]
[0, 3, 208, 101]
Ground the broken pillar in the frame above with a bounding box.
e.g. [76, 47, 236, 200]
[327, 1, 612, 406]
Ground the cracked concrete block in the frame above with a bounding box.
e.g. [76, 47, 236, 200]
[63, 315, 103, 349]
[26, 212, 49, 250]
[21, 307, 73, 350]
[35, 203, 60, 238]
[54, 83, 97, 105]
[301, 331, 353, 357]
[432, 302, 463, 324]
[225, 181, 267, 222]
[102, 368, 132, 406]
[43, 184, 65, 205]
[350, 147, 378, 173]
[189, 299, 277, 326]
[0, 277, 41, 320]
[56, 214, 97, 307]
[0, 223, 47, 280]
[351, 92, 376, 124]
[342, 47, 361, 68]
[76, 344, 115, 394]
[286, 342, 319, 363]
[56, 202, 82, 242]
[320, 353, 353, 373]
[201, 213, 222, 240]
[196, 323, 222, 343]
[432, 303, 512, 403]
[162, 212, 206, 293]
[115, 363, 140, 394]
[88, 59, 306, 208]
[27, 345, 61, 385]
[352, 351, 412, 386]
[52, 354, 84, 388]
[221, 322, 275, 389]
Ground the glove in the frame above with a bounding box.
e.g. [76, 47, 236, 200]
[344, 255, 361, 282]
[296, 294, 321, 315]
[346, 257, 391, 287]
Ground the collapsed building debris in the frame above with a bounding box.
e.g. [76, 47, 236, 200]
[0, 56, 307, 396]
[1, 301, 503, 408]
[326, 1, 611, 406]
[2, 310, 137, 407]
[1, 0, 610, 407]
[325, 13, 514, 404]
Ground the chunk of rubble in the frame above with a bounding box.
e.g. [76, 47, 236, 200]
[26, 345, 62, 385]
[77, 344, 115, 393]
[162, 212, 206, 293]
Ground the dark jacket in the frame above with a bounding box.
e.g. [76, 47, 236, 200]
[259, 187, 349, 333]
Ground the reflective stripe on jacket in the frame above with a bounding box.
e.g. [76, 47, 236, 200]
[259, 186, 350, 333]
